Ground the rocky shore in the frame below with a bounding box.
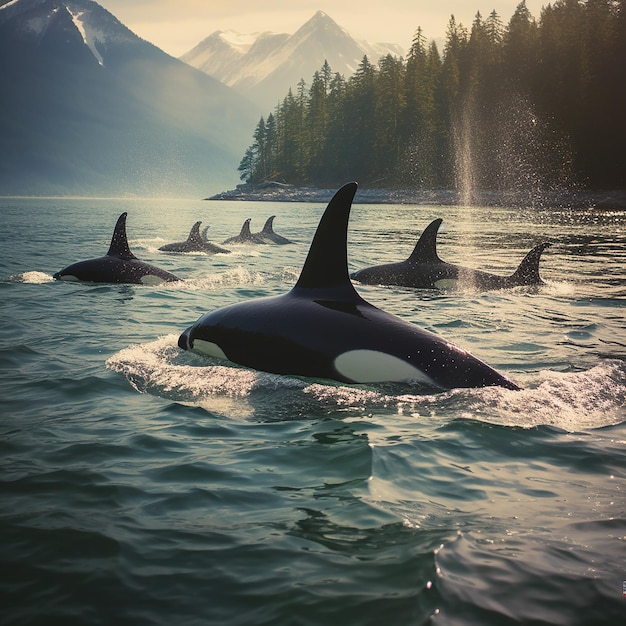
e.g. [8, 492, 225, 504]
[206, 182, 626, 209]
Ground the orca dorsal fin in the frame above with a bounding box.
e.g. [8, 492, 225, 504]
[107, 212, 136, 259]
[240, 219, 252, 237]
[187, 221, 204, 244]
[407, 218, 443, 264]
[295, 182, 359, 293]
[262, 216, 275, 234]
[510, 242, 552, 285]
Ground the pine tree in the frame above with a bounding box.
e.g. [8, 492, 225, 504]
[236, 2, 625, 191]
[374, 54, 406, 184]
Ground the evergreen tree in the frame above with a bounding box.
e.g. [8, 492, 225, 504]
[345, 56, 378, 180]
[374, 54, 406, 184]
[402, 28, 441, 186]
[237, 2, 625, 191]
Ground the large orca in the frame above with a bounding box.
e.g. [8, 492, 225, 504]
[159, 221, 231, 254]
[54, 213, 181, 285]
[351, 218, 552, 290]
[178, 183, 519, 391]
[254, 216, 293, 244]
[222, 218, 266, 245]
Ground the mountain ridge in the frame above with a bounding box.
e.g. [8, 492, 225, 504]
[181, 11, 404, 112]
[0, 0, 258, 197]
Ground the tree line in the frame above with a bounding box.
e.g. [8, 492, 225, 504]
[238, 1, 626, 192]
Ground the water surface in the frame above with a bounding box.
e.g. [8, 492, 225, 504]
[1, 196, 624, 625]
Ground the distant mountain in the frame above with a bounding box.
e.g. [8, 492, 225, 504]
[181, 11, 405, 112]
[0, 0, 258, 197]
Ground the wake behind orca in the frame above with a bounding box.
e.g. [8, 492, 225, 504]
[351, 218, 552, 290]
[159, 221, 231, 254]
[178, 183, 519, 391]
[54, 213, 180, 285]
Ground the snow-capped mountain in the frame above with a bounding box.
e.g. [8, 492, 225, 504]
[181, 11, 404, 112]
[0, 0, 258, 196]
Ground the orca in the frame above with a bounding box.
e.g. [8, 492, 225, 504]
[178, 183, 520, 391]
[159, 221, 231, 254]
[351, 218, 552, 290]
[222, 218, 267, 245]
[54, 213, 181, 285]
[254, 216, 293, 244]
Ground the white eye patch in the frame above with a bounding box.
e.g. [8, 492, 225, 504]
[334, 349, 437, 385]
[191, 339, 228, 360]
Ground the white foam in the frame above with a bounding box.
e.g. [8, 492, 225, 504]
[8, 271, 54, 284]
[106, 336, 626, 430]
[106, 335, 305, 418]
[452, 360, 626, 430]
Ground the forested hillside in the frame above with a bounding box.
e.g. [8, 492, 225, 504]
[238, 0, 626, 193]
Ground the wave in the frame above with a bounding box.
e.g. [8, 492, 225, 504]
[106, 336, 626, 430]
[3, 266, 273, 292]
[163, 266, 270, 292]
[6, 271, 54, 284]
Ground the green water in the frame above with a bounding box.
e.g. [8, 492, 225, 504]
[1, 196, 624, 625]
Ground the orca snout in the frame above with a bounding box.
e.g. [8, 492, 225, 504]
[178, 328, 191, 350]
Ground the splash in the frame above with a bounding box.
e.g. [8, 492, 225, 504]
[160, 266, 268, 292]
[455, 361, 626, 430]
[451, 92, 573, 207]
[106, 336, 625, 430]
[7, 271, 54, 284]
[105, 335, 437, 419]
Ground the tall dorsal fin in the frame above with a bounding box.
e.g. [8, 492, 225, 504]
[261, 216, 275, 234]
[240, 219, 252, 236]
[107, 212, 136, 259]
[295, 182, 359, 292]
[187, 221, 204, 244]
[407, 218, 443, 263]
[510, 242, 552, 284]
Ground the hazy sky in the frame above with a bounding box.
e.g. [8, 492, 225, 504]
[97, 1, 547, 57]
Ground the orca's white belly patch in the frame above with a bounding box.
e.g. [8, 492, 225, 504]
[140, 275, 165, 286]
[434, 279, 459, 289]
[334, 349, 436, 385]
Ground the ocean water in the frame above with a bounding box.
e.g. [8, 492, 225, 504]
[1, 195, 624, 625]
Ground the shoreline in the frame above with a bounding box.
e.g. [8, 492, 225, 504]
[206, 183, 626, 209]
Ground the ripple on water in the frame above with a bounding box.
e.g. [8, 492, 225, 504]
[434, 527, 625, 626]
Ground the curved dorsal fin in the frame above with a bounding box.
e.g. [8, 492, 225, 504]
[295, 182, 359, 292]
[240, 219, 252, 237]
[407, 218, 443, 263]
[107, 212, 136, 259]
[510, 242, 552, 284]
[187, 221, 204, 244]
[262, 216, 275, 234]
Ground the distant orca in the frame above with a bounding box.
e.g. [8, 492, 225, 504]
[254, 216, 293, 244]
[351, 218, 552, 290]
[54, 213, 181, 285]
[178, 183, 519, 391]
[222, 218, 266, 245]
[159, 221, 231, 254]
